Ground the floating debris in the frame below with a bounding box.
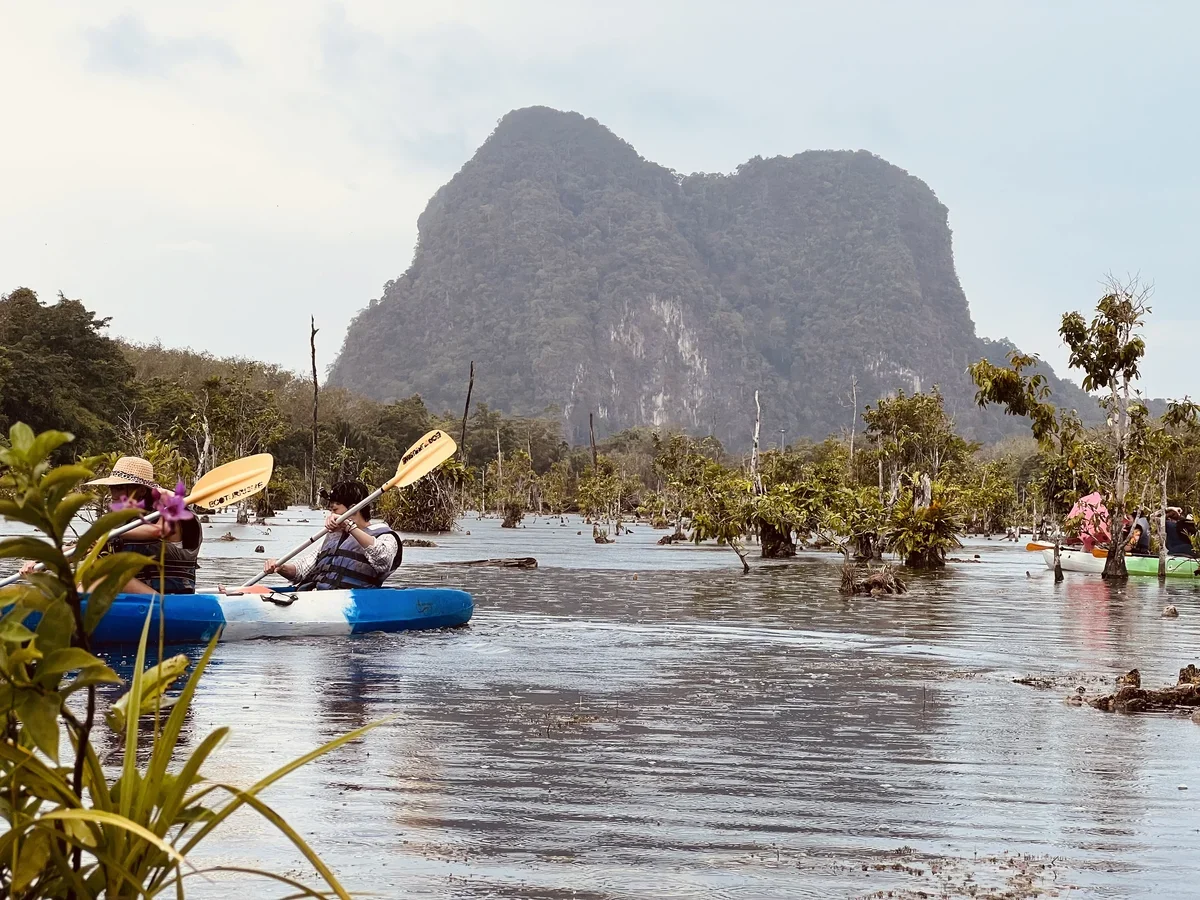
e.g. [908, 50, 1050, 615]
[436, 557, 538, 569]
[1089, 664, 1200, 713]
[841, 564, 906, 596]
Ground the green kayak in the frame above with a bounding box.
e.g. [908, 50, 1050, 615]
[1123, 553, 1200, 577]
[1046, 548, 1200, 577]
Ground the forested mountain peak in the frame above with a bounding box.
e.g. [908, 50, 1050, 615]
[331, 105, 1093, 445]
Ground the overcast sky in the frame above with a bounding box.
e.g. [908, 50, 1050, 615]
[3, 2, 1196, 398]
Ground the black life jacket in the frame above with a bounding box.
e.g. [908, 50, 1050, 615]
[296, 524, 402, 591]
[116, 517, 202, 593]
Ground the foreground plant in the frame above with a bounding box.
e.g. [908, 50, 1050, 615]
[0, 423, 372, 898]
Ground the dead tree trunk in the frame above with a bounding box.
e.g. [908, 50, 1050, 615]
[589, 412, 598, 471]
[460, 360, 474, 514]
[730, 538, 750, 574]
[848, 375, 858, 479]
[1159, 463, 1169, 579]
[495, 427, 503, 517]
[750, 390, 762, 495]
[1103, 376, 1132, 579]
[460, 360, 474, 451]
[751, 390, 792, 557]
[309, 316, 319, 508]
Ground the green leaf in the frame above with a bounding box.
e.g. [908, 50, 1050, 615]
[10, 642, 44, 669]
[29, 429, 74, 463]
[50, 492, 93, 540]
[35, 599, 76, 655]
[0, 740, 78, 806]
[12, 827, 51, 891]
[181, 717, 389, 859]
[153, 729, 228, 835]
[145, 633, 222, 831]
[0, 537, 66, 575]
[62, 664, 122, 695]
[9, 422, 36, 455]
[202, 787, 353, 899]
[82, 552, 152, 634]
[38, 808, 188, 868]
[71, 508, 146, 563]
[0, 498, 52, 532]
[0, 584, 47, 611]
[40, 464, 94, 493]
[59, 815, 98, 849]
[15, 691, 61, 762]
[107, 654, 189, 734]
[0, 619, 36, 644]
[38, 647, 105, 679]
[117, 608, 152, 823]
[22, 572, 68, 607]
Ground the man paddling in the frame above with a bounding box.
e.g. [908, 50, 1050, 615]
[262, 480, 402, 590]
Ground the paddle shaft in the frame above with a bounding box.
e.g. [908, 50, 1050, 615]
[0, 453, 274, 590]
[1, 504, 175, 590]
[241, 486, 385, 587]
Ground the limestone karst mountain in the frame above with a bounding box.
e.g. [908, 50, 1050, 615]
[330, 106, 1092, 445]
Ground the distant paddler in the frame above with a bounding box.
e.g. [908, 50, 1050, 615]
[242, 428, 458, 594]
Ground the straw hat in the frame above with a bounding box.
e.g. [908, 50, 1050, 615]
[85, 456, 160, 488]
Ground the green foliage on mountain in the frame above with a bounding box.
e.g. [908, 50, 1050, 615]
[330, 105, 1094, 446]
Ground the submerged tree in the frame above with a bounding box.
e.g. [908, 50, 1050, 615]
[688, 458, 754, 573]
[1058, 277, 1151, 579]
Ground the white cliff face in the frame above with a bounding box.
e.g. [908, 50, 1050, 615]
[865, 353, 923, 394]
[594, 292, 711, 431]
[562, 361, 589, 422]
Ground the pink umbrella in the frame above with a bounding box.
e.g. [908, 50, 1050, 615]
[1068, 491, 1110, 550]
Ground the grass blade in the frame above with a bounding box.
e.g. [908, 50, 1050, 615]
[39, 809, 188, 869]
[141, 631, 220, 831]
[177, 718, 387, 857]
[190, 787, 351, 900]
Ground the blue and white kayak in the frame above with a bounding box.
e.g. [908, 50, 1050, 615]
[87, 587, 474, 648]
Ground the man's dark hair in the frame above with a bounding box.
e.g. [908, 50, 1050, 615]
[329, 481, 371, 518]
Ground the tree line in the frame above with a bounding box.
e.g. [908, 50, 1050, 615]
[4, 284, 1198, 576]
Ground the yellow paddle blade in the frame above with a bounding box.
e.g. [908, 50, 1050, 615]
[186, 453, 274, 509]
[385, 431, 457, 490]
[1092, 548, 1109, 558]
[1025, 542, 1050, 551]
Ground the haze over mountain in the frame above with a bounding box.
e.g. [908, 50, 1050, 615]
[330, 106, 1094, 446]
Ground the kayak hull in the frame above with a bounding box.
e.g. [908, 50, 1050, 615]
[86, 587, 474, 648]
[1042, 548, 1200, 578]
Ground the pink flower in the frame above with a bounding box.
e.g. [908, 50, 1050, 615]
[110, 497, 145, 512]
[153, 481, 193, 525]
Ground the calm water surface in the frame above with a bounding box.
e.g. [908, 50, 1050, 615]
[6, 511, 1200, 898]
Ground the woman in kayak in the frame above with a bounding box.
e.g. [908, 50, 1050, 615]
[261, 480, 402, 590]
[19, 455, 201, 593]
[89, 456, 202, 593]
